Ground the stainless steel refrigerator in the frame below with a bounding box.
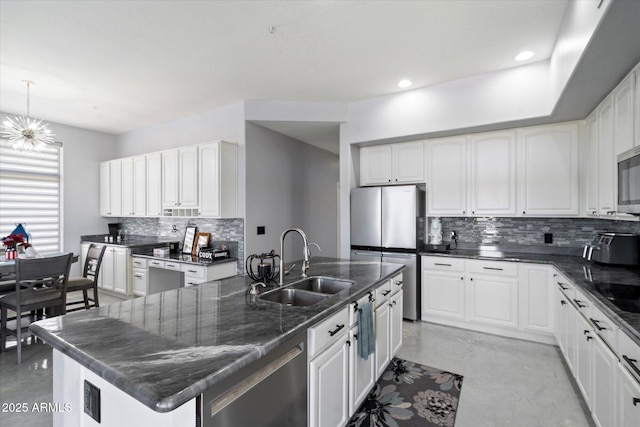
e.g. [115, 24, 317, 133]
[350, 185, 425, 320]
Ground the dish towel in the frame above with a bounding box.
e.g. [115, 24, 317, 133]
[358, 301, 375, 360]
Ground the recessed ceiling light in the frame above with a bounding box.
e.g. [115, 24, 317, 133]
[398, 79, 412, 88]
[514, 51, 534, 61]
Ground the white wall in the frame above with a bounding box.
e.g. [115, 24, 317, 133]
[245, 122, 339, 263]
[0, 111, 118, 275]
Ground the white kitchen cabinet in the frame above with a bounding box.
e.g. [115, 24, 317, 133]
[374, 293, 391, 378]
[592, 334, 618, 427]
[99, 160, 122, 217]
[468, 130, 517, 216]
[146, 152, 162, 217]
[360, 141, 424, 186]
[598, 97, 616, 216]
[162, 146, 198, 209]
[518, 264, 554, 335]
[613, 72, 636, 157]
[517, 123, 579, 216]
[556, 287, 575, 371]
[467, 275, 518, 329]
[389, 289, 403, 356]
[426, 137, 467, 215]
[99, 246, 130, 295]
[121, 157, 134, 216]
[308, 307, 349, 427]
[618, 363, 640, 427]
[636, 68, 640, 148]
[132, 155, 147, 216]
[348, 324, 375, 416]
[422, 269, 466, 321]
[575, 311, 594, 406]
[586, 112, 600, 216]
[198, 141, 237, 218]
[132, 257, 148, 296]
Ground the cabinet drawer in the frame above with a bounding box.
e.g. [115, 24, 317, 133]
[572, 288, 592, 319]
[375, 280, 392, 308]
[164, 261, 181, 271]
[554, 271, 575, 299]
[349, 294, 372, 328]
[467, 260, 518, 277]
[181, 264, 206, 280]
[590, 304, 618, 353]
[390, 273, 404, 295]
[148, 259, 166, 269]
[308, 307, 349, 358]
[131, 257, 147, 269]
[422, 256, 465, 272]
[619, 330, 640, 382]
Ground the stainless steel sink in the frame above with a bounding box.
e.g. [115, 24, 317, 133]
[289, 276, 355, 294]
[259, 288, 329, 306]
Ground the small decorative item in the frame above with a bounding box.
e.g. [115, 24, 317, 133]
[2, 233, 25, 260]
[193, 232, 210, 255]
[182, 226, 197, 254]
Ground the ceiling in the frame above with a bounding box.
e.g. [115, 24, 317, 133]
[1, 1, 638, 154]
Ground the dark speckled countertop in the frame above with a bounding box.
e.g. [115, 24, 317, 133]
[29, 257, 404, 413]
[420, 248, 640, 345]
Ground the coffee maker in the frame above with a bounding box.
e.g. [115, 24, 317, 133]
[108, 223, 121, 241]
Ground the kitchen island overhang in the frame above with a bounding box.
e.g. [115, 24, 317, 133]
[29, 257, 405, 421]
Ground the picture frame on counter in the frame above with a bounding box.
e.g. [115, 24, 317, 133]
[183, 226, 197, 254]
[193, 232, 210, 255]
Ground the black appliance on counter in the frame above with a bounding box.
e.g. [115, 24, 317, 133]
[583, 232, 640, 266]
[108, 223, 120, 240]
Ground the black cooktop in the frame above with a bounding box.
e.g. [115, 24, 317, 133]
[594, 282, 640, 313]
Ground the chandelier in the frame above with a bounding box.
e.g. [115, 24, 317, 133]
[1, 81, 57, 151]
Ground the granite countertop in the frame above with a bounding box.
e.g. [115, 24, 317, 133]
[29, 257, 404, 413]
[420, 247, 640, 345]
[81, 234, 179, 249]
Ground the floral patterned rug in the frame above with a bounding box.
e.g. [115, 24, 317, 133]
[348, 358, 464, 427]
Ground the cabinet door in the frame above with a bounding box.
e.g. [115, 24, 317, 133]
[109, 160, 122, 216]
[390, 291, 403, 357]
[518, 123, 579, 216]
[113, 248, 129, 295]
[132, 268, 147, 296]
[556, 289, 571, 365]
[392, 141, 424, 183]
[146, 152, 162, 216]
[586, 113, 600, 216]
[309, 338, 349, 427]
[375, 302, 390, 378]
[426, 137, 467, 215]
[162, 149, 180, 208]
[636, 69, 640, 148]
[575, 312, 593, 406]
[179, 146, 198, 207]
[619, 364, 640, 427]
[467, 275, 518, 329]
[100, 248, 115, 291]
[468, 131, 517, 215]
[519, 264, 554, 335]
[613, 73, 635, 156]
[360, 145, 392, 185]
[121, 157, 134, 216]
[592, 335, 618, 427]
[99, 162, 111, 216]
[348, 326, 375, 416]
[132, 155, 146, 216]
[198, 142, 221, 217]
[598, 98, 615, 215]
[422, 270, 465, 320]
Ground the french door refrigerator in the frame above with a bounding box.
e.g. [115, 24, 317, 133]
[350, 185, 425, 320]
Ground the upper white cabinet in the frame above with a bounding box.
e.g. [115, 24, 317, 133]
[517, 123, 579, 216]
[636, 68, 640, 148]
[360, 141, 424, 186]
[198, 141, 237, 218]
[99, 160, 122, 217]
[121, 156, 146, 217]
[426, 137, 467, 216]
[598, 97, 617, 216]
[162, 146, 198, 209]
[586, 112, 600, 216]
[613, 72, 636, 156]
[146, 152, 162, 217]
[468, 131, 517, 216]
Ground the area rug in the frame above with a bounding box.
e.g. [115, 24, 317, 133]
[348, 358, 464, 427]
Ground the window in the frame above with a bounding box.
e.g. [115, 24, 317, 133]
[0, 139, 62, 254]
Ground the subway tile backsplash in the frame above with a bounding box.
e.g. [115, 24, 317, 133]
[437, 217, 640, 249]
[119, 217, 245, 273]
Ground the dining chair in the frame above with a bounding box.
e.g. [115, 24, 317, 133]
[0, 253, 73, 364]
[66, 244, 106, 312]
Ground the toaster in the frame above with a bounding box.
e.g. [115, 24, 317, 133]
[583, 232, 640, 266]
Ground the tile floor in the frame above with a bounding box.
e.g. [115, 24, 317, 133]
[0, 309, 594, 426]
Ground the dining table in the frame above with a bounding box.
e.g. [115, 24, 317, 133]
[0, 252, 79, 280]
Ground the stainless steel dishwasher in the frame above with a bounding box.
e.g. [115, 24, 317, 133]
[201, 332, 307, 427]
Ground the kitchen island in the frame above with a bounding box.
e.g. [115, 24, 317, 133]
[29, 257, 404, 426]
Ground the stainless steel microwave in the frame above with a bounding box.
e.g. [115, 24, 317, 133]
[617, 146, 640, 215]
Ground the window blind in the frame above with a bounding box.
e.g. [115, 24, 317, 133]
[0, 139, 62, 254]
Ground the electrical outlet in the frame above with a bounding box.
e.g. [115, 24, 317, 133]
[257, 226, 265, 235]
[544, 233, 553, 244]
[84, 380, 101, 423]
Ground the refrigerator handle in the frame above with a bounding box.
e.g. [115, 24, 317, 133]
[352, 251, 381, 257]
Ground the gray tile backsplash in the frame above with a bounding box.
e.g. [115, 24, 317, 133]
[119, 217, 245, 273]
[436, 217, 640, 249]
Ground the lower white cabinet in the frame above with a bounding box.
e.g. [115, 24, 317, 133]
[467, 274, 518, 329]
[575, 311, 594, 406]
[81, 243, 130, 296]
[592, 334, 618, 427]
[374, 296, 391, 378]
[618, 365, 640, 427]
[390, 290, 403, 357]
[422, 270, 466, 320]
[519, 264, 554, 335]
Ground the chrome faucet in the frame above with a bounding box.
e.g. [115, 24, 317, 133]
[279, 228, 321, 285]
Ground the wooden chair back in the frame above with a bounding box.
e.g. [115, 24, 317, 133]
[83, 244, 106, 284]
[15, 253, 73, 309]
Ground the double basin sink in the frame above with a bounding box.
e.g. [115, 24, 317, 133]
[259, 276, 354, 307]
